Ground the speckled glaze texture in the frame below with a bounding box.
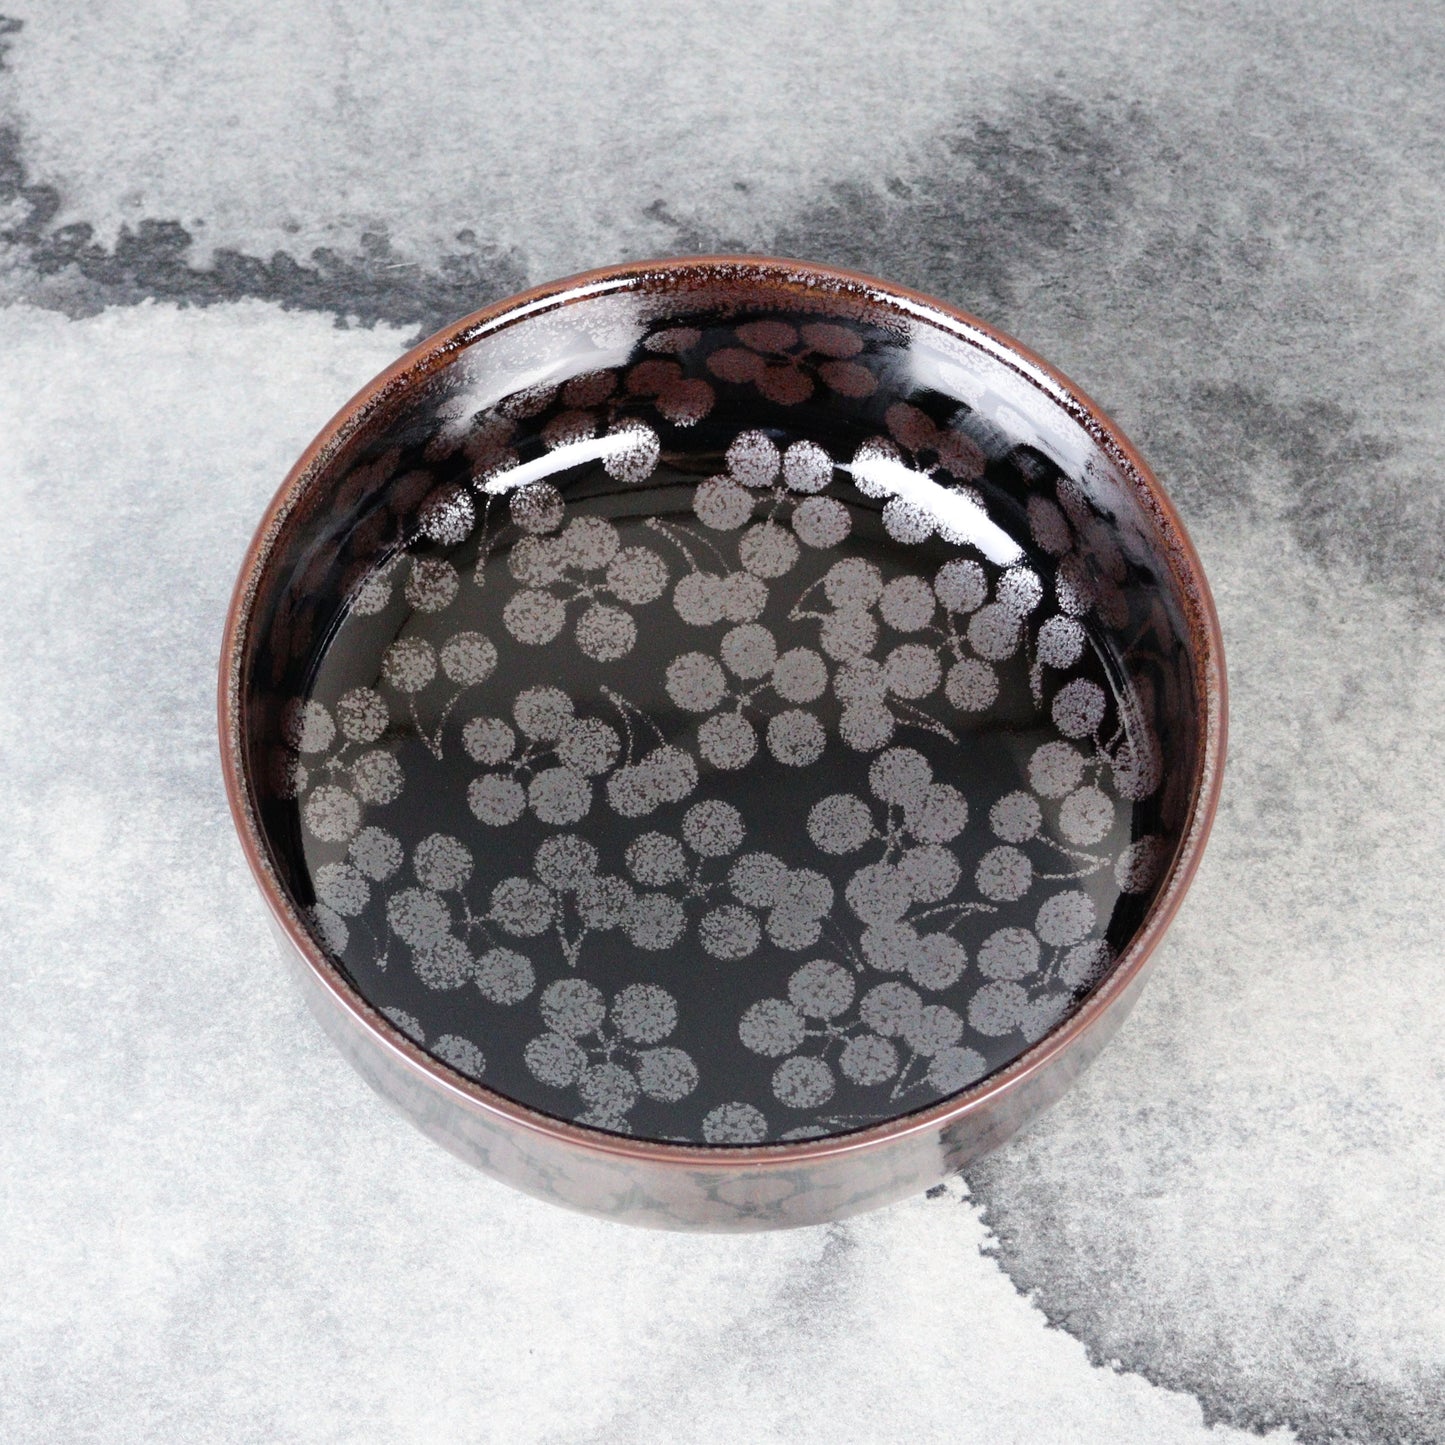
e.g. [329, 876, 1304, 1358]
[219, 257, 1224, 1229]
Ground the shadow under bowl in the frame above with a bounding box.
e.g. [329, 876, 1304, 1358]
[219, 256, 1225, 1231]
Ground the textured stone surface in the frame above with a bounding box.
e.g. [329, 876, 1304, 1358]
[2, 3, 1443, 1440]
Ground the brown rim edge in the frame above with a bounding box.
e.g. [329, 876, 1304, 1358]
[218, 254, 1227, 1173]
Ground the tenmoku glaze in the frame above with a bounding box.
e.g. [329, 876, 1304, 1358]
[220, 258, 1225, 1229]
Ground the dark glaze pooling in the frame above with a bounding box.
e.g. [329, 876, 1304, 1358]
[245, 293, 1196, 1146]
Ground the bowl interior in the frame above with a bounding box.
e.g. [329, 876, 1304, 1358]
[233, 263, 1210, 1147]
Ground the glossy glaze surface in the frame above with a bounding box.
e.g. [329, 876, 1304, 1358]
[223, 259, 1222, 1220]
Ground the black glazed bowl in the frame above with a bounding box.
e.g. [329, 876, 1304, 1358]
[220, 257, 1225, 1230]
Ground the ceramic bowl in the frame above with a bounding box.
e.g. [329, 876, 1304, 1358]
[219, 256, 1225, 1231]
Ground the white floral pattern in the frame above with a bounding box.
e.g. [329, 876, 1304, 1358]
[739, 958, 987, 1115]
[523, 978, 697, 1133]
[266, 314, 1173, 1144]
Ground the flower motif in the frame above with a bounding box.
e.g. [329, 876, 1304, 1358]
[665, 622, 830, 771]
[786, 549, 1060, 754]
[544, 340, 715, 435]
[666, 559, 771, 628]
[692, 429, 853, 561]
[1116, 835, 1167, 894]
[419, 391, 521, 475]
[350, 619, 495, 764]
[279, 686, 413, 841]
[881, 401, 986, 482]
[1027, 477, 1167, 803]
[706, 319, 876, 405]
[700, 1101, 770, 1144]
[1007, 721, 1146, 891]
[623, 800, 834, 960]
[382, 1006, 425, 1043]
[987, 735, 1133, 906]
[1027, 474, 1136, 634]
[602, 741, 701, 820]
[414, 481, 479, 547]
[430, 1033, 488, 1080]
[896, 759, 1136, 1042]
[282, 829, 392, 971]
[965, 900, 1102, 1045]
[806, 746, 978, 991]
[524, 978, 698, 1132]
[464, 685, 622, 829]
[345, 548, 464, 617]
[353, 827, 542, 1006]
[848, 437, 988, 552]
[486, 832, 686, 969]
[500, 514, 668, 661]
[645, 518, 772, 631]
[738, 959, 985, 1111]
[807, 558, 947, 752]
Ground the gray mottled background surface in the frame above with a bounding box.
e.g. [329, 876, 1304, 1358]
[2, 4, 1443, 1441]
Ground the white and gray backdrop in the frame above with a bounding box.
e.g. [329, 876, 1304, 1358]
[2, 4, 1442, 1441]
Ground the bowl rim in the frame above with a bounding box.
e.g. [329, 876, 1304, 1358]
[218, 253, 1227, 1170]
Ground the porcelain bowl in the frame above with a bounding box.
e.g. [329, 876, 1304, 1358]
[219, 256, 1225, 1230]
